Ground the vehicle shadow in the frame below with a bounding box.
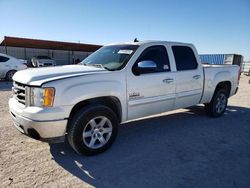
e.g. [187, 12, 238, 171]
[0, 80, 12, 91]
[50, 105, 250, 188]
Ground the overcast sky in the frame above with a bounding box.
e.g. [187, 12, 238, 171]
[0, 0, 249, 60]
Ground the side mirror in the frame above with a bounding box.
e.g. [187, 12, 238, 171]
[133, 60, 157, 75]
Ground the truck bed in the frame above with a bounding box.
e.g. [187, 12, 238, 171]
[201, 64, 240, 104]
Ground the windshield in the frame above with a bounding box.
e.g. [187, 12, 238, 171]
[81, 45, 138, 71]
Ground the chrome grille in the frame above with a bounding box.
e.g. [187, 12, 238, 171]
[13, 82, 26, 105]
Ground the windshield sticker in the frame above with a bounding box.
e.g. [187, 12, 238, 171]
[117, 49, 133, 54]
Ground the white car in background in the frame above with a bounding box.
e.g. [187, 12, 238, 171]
[31, 56, 56, 67]
[0, 53, 27, 81]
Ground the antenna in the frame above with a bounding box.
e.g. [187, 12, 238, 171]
[134, 38, 139, 42]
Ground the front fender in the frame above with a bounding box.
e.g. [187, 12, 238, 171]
[62, 80, 124, 105]
[45, 76, 127, 121]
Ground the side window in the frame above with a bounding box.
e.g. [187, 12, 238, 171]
[133, 46, 170, 75]
[0, 56, 9, 63]
[172, 46, 198, 71]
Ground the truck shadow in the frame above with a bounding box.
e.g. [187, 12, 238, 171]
[0, 80, 12, 91]
[49, 105, 250, 187]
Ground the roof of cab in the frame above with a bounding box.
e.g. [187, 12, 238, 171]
[106, 40, 192, 46]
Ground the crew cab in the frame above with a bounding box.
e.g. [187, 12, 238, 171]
[9, 41, 240, 155]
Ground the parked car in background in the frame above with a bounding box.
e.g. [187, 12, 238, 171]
[0, 53, 27, 81]
[31, 56, 56, 67]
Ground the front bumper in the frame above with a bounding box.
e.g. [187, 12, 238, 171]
[9, 98, 68, 142]
[10, 110, 67, 141]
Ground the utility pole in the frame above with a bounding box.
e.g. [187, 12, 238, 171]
[4, 36, 8, 54]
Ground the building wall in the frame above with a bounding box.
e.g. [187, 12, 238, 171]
[199, 54, 226, 64]
[242, 62, 250, 73]
[199, 54, 243, 67]
[0, 46, 6, 54]
[0, 46, 92, 65]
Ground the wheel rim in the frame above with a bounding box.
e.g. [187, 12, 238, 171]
[82, 116, 113, 149]
[215, 93, 227, 113]
[7, 71, 15, 80]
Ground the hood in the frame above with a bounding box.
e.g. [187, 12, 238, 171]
[13, 65, 107, 86]
[37, 59, 55, 63]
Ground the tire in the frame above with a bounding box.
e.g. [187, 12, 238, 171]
[32, 60, 37, 67]
[205, 89, 228, 117]
[67, 105, 119, 155]
[5, 70, 17, 81]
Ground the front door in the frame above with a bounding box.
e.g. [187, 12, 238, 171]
[126, 45, 176, 120]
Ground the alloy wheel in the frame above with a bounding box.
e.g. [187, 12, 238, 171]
[215, 93, 227, 113]
[82, 116, 113, 149]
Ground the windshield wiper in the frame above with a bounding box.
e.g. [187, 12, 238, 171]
[83, 63, 111, 71]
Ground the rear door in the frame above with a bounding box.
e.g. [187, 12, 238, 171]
[126, 45, 176, 120]
[171, 45, 203, 108]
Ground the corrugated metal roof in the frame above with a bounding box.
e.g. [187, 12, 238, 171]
[0, 36, 102, 52]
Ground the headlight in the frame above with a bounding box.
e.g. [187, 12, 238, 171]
[30, 87, 55, 107]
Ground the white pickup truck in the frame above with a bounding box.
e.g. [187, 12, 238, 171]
[9, 41, 240, 155]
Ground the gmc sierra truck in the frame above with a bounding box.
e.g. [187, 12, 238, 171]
[9, 41, 240, 155]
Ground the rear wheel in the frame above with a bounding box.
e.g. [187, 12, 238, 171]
[5, 70, 17, 81]
[205, 89, 228, 117]
[67, 105, 118, 155]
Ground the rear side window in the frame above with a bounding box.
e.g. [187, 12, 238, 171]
[135, 45, 171, 73]
[0, 56, 9, 62]
[172, 46, 198, 71]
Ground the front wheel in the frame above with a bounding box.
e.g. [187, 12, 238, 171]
[31, 60, 37, 67]
[205, 89, 228, 117]
[5, 70, 17, 81]
[67, 105, 118, 155]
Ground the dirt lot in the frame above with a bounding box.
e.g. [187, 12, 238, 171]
[0, 76, 250, 188]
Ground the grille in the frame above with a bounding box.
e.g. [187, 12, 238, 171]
[43, 63, 52, 66]
[13, 82, 26, 105]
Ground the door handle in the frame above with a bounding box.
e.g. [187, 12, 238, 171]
[193, 75, 201, 79]
[163, 78, 174, 84]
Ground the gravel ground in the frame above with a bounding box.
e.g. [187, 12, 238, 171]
[0, 76, 250, 188]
